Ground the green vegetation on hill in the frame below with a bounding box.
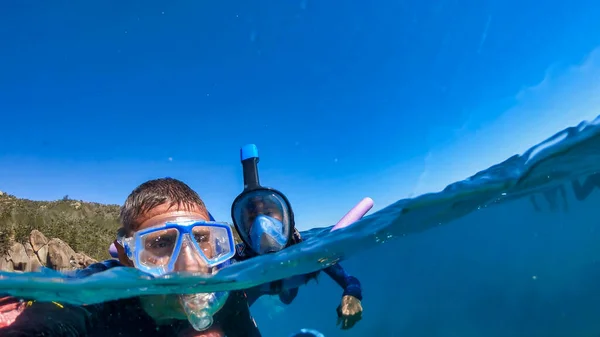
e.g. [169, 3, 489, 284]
[0, 192, 243, 261]
[0, 192, 121, 260]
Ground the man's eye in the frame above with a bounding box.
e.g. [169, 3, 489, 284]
[147, 237, 175, 249]
[195, 234, 209, 243]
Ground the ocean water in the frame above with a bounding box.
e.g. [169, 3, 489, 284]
[2, 116, 600, 336]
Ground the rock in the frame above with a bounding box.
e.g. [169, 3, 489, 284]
[46, 238, 77, 270]
[23, 242, 42, 272]
[28, 256, 42, 272]
[70, 252, 97, 269]
[23, 242, 34, 257]
[29, 230, 48, 252]
[36, 245, 48, 266]
[0, 257, 13, 272]
[1, 230, 96, 273]
[4, 242, 44, 272]
[7, 243, 28, 271]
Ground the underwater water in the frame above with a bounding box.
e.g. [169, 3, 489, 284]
[2, 115, 600, 336]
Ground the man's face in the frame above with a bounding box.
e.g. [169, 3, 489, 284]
[127, 203, 213, 274]
[120, 203, 214, 322]
[241, 196, 284, 232]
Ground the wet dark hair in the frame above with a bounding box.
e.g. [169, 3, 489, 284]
[120, 177, 208, 233]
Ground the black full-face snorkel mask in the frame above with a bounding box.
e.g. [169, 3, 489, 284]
[231, 144, 296, 255]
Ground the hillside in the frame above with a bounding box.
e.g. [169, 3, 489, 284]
[0, 191, 243, 265]
[0, 191, 121, 261]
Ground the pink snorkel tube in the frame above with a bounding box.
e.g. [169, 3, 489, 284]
[109, 242, 118, 258]
[330, 197, 374, 232]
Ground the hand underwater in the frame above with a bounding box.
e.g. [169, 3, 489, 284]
[336, 295, 362, 330]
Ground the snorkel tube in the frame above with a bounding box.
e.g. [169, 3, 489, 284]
[180, 291, 229, 332]
[108, 243, 118, 258]
[331, 197, 374, 232]
[241, 144, 261, 190]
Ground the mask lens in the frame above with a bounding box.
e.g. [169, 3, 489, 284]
[134, 222, 235, 275]
[232, 189, 292, 252]
[139, 228, 179, 269]
[191, 225, 233, 263]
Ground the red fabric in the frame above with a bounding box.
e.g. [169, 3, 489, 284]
[177, 324, 225, 337]
[0, 297, 25, 328]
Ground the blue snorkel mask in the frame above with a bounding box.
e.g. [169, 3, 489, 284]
[231, 144, 295, 255]
[118, 217, 235, 277]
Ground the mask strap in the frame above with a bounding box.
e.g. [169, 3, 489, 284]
[292, 228, 303, 244]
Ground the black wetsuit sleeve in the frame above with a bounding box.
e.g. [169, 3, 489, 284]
[323, 263, 363, 301]
[0, 301, 93, 337]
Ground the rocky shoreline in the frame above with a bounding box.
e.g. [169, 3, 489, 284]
[0, 191, 121, 270]
[1, 229, 97, 272]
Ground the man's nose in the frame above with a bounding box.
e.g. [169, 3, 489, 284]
[173, 237, 210, 274]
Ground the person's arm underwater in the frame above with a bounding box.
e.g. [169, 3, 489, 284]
[0, 261, 117, 336]
[323, 263, 362, 301]
[243, 258, 363, 329]
[0, 260, 156, 337]
[322, 263, 363, 329]
[235, 227, 363, 329]
[288, 230, 363, 311]
[0, 300, 94, 337]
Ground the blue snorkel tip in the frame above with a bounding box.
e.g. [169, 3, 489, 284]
[240, 144, 259, 161]
[240, 144, 260, 191]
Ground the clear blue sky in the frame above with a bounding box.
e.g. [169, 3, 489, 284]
[1, 0, 600, 229]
